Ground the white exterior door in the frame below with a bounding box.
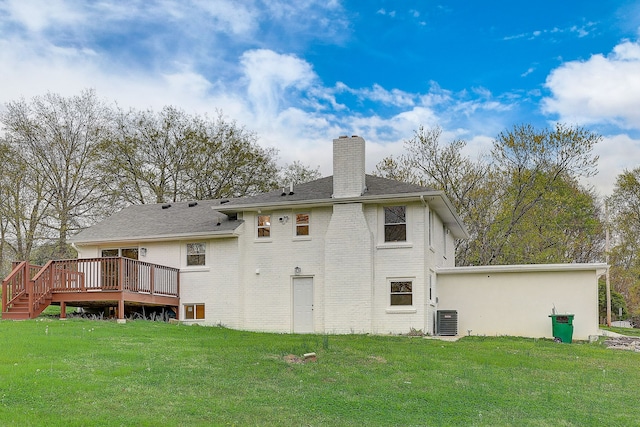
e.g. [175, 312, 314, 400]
[293, 277, 314, 333]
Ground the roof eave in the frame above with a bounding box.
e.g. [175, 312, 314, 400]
[216, 191, 470, 239]
[71, 228, 242, 247]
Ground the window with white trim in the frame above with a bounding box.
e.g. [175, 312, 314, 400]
[186, 243, 206, 266]
[257, 215, 271, 238]
[384, 206, 407, 242]
[295, 213, 310, 236]
[184, 303, 204, 320]
[390, 280, 413, 306]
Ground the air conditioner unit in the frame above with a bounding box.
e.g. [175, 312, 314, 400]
[437, 310, 458, 336]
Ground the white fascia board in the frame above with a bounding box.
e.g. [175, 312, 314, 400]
[71, 229, 241, 247]
[217, 191, 469, 239]
[437, 263, 609, 276]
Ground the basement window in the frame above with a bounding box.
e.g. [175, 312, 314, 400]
[390, 280, 413, 306]
[184, 303, 205, 320]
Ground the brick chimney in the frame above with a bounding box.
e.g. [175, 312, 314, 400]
[332, 135, 366, 198]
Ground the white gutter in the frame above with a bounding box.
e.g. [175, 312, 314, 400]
[437, 263, 609, 276]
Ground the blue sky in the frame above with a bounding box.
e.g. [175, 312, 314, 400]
[1, 0, 639, 196]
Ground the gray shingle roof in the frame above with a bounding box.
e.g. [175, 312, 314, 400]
[72, 174, 467, 244]
[218, 175, 435, 207]
[71, 199, 243, 244]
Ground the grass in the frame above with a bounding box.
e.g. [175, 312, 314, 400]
[0, 320, 638, 426]
[600, 324, 640, 337]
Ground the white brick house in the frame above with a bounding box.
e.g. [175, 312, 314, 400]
[71, 136, 606, 339]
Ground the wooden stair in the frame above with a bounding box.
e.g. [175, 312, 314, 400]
[2, 294, 32, 320]
[2, 292, 52, 320]
[2, 261, 54, 320]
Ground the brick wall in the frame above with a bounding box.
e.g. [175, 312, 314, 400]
[332, 136, 366, 198]
[324, 203, 373, 333]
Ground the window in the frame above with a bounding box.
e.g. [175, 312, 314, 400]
[101, 248, 138, 259]
[184, 303, 205, 320]
[186, 243, 206, 266]
[257, 215, 271, 238]
[295, 213, 310, 236]
[384, 206, 406, 242]
[390, 280, 412, 306]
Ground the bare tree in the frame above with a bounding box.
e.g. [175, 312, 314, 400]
[0, 90, 112, 258]
[101, 109, 280, 203]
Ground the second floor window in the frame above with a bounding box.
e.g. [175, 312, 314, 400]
[296, 213, 310, 236]
[257, 215, 271, 238]
[384, 206, 406, 242]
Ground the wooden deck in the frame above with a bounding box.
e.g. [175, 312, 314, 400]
[2, 257, 180, 321]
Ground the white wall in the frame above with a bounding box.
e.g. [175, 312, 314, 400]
[238, 207, 332, 332]
[370, 203, 427, 334]
[437, 265, 604, 340]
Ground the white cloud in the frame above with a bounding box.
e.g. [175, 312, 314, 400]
[240, 49, 317, 126]
[542, 40, 640, 130]
[583, 133, 640, 196]
[337, 83, 416, 107]
[0, 0, 84, 32]
[194, 0, 259, 36]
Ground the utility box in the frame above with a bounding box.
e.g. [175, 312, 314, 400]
[437, 310, 458, 336]
[549, 314, 574, 343]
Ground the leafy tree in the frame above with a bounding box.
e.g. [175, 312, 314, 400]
[608, 168, 640, 316]
[486, 124, 602, 265]
[599, 281, 628, 322]
[374, 124, 603, 266]
[279, 160, 322, 188]
[183, 113, 279, 200]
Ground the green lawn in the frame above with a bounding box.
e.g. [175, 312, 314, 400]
[0, 319, 638, 426]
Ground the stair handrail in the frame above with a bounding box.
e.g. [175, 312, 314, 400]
[29, 260, 56, 317]
[2, 261, 28, 313]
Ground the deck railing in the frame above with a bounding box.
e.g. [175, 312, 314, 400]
[48, 257, 180, 297]
[3, 258, 180, 318]
[2, 261, 43, 314]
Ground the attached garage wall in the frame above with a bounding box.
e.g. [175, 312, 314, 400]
[436, 265, 605, 340]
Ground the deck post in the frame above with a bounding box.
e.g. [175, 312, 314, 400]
[27, 277, 34, 318]
[117, 296, 125, 323]
[60, 302, 67, 319]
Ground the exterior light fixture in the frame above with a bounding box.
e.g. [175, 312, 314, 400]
[294, 266, 301, 275]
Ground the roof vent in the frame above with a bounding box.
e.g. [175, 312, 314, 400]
[188, 201, 198, 207]
[339, 135, 348, 138]
[220, 199, 230, 204]
[161, 204, 171, 209]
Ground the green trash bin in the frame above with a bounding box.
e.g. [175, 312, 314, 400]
[549, 314, 574, 343]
